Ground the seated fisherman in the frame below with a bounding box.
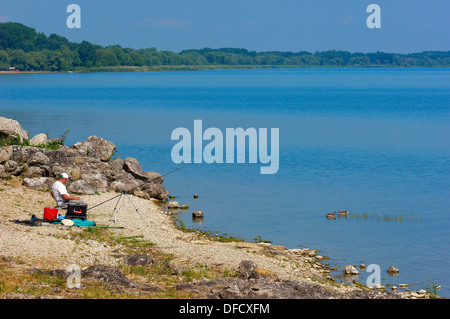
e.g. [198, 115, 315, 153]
[51, 173, 81, 209]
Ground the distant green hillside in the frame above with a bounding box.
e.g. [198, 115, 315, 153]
[1, 22, 449, 72]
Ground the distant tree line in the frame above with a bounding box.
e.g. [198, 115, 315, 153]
[1, 22, 449, 72]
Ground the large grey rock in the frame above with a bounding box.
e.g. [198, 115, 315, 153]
[23, 177, 55, 191]
[140, 182, 169, 200]
[110, 172, 145, 193]
[133, 189, 151, 200]
[22, 166, 43, 178]
[123, 157, 163, 183]
[41, 148, 85, 173]
[0, 146, 13, 163]
[29, 133, 48, 146]
[0, 117, 29, 143]
[81, 173, 109, 193]
[11, 146, 74, 168]
[82, 265, 131, 286]
[0, 164, 5, 178]
[3, 160, 18, 173]
[2, 159, 22, 176]
[238, 260, 259, 279]
[70, 136, 116, 162]
[10, 145, 31, 164]
[27, 152, 50, 166]
[109, 158, 124, 171]
[67, 179, 96, 195]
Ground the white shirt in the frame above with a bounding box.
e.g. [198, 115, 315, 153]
[52, 180, 69, 205]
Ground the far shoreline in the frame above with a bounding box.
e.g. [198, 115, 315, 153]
[2, 64, 449, 75]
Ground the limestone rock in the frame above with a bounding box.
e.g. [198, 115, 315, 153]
[109, 158, 124, 171]
[68, 179, 96, 195]
[23, 177, 55, 191]
[110, 172, 145, 193]
[123, 157, 163, 183]
[140, 182, 169, 200]
[4, 160, 18, 173]
[27, 152, 50, 166]
[418, 289, 427, 295]
[70, 135, 116, 162]
[387, 266, 399, 275]
[22, 166, 43, 178]
[133, 190, 150, 200]
[168, 201, 180, 209]
[238, 260, 258, 279]
[0, 146, 13, 163]
[0, 116, 29, 143]
[81, 173, 109, 193]
[343, 265, 359, 275]
[192, 210, 204, 218]
[29, 133, 48, 146]
[41, 147, 82, 170]
[123, 157, 145, 179]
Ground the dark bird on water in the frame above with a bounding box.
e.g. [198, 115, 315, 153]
[326, 212, 336, 220]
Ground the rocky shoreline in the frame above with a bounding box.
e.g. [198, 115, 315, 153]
[0, 117, 439, 299]
[0, 118, 169, 202]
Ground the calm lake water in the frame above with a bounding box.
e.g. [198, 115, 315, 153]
[1, 68, 449, 297]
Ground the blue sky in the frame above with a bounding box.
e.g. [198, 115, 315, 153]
[0, 0, 449, 53]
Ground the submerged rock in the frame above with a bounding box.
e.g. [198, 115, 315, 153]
[168, 201, 180, 209]
[192, 211, 204, 218]
[343, 265, 359, 275]
[387, 266, 399, 275]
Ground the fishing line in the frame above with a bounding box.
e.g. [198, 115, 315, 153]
[87, 163, 192, 211]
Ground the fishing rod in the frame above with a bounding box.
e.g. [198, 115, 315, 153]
[87, 163, 192, 212]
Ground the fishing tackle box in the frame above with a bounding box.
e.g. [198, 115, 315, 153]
[65, 202, 88, 220]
